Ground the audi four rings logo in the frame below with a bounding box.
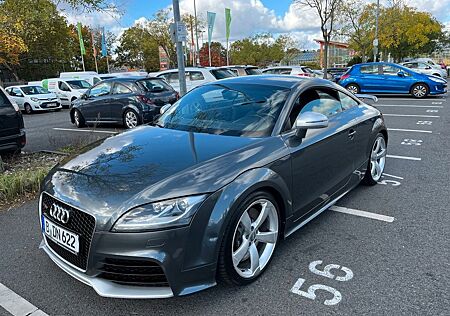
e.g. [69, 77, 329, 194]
[49, 204, 70, 224]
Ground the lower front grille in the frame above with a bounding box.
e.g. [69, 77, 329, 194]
[41, 192, 95, 270]
[97, 258, 169, 287]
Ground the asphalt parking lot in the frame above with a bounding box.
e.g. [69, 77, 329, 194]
[1, 94, 449, 315]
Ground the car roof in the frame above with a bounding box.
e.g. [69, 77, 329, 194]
[101, 76, 160, 83]
[203, 75, 330, 89]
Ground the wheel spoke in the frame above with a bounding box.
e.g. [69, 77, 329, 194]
[370, 161, 376, 175]
[374, 162, 382, 176]
[240, 211, 252, 234]
[253, 202, 269, 230]
[376, 149, 386, 159]
[255, 231, 277, 244]
[232, 236, 250, 266]
[248, 243, 260, 275]
[374, 138, 381, 153]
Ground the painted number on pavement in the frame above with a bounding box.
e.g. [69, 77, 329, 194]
[416, 121, 432, 125]
[401, 139, 423, 146]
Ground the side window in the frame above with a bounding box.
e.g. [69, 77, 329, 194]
[189, 71, 205, 81]
[6, 88, 14, 96]
[406, 63, 418, 69]
[0, 90, 12, 107]
[112, 83, 132, 95]
[12, 88, 23, 97]
[360, 65, 379, 74]
[58, 81, 70, 91]
[167, 72, 179, 83]
[339, 91, 359, 110]
[93, 77, 101, 85]
[417, 63, 429, 69]
[382, 65, 409, 76]
[285, 88, 343, 130]
[279, 68, 292, 75]
[89, 82, 112, 97]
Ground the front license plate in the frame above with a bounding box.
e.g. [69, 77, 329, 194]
[47, 103, 57, 107]
[42, 216, 79, 254]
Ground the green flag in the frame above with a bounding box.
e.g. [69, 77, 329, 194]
[225, 8, 231, 41]
[77, 22, 86, 55]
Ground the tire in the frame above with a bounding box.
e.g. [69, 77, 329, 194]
[24, 103, 33, 114]
[346, 83, 360, 94]
[362, 133, 387, 186]
[123, 109, 140, 129]
[217, 191, 280, 285]
[411, 83, 429, 98]
[73, 109, 86, 128]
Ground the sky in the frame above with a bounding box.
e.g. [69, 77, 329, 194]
[61, 0, 450, 50]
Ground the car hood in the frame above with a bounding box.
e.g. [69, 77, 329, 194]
[425, 74, 447, 83]
[34, 93, 57, 100]
[44, 126, 288, 226]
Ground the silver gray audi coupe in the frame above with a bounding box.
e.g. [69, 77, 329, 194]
[39, 75, 387, 298]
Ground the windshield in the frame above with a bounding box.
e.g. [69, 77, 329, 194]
[138, 79, 173, 92]
[21, 86, 50, 95]
[66, 80, 91, 89]
[245, 68, 262, 75]
[156, 83, 290, 137]
[210, 69, 236, 79]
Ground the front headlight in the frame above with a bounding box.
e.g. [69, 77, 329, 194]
[429, 77, 445, 83]
[31, 97, 39, 102]
[112, 195, 207, 232]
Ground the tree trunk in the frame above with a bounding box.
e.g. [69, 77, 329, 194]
[2, 62, 19, 81]
[323, 39, 329, 79]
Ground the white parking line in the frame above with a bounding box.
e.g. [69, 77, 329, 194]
[386, 154, 422, 161]
[330, 206, 395, 223]
[0, 282, 48, 316]
[376, 104, 443, 108]
[388, 128, 433, 134]
[383, 173, 404, 180]
[53, 127, 118, 134]
[383, 114, 440, 118]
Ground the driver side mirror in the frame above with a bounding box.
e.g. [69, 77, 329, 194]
[397, 71, 406, 77]
[160, 103, 172, 115]
[81, 94, 88, 100]
[294, 111, 329, 138]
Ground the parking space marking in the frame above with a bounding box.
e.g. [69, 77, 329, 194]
[52, 127, 119, 134]
[0, 282, 48, 316]
[330, 206, 395, 223]
[376, 104, 443, 108]
[431, 102, 443, 105]
[383, 114, 440, 118]
[386, 154, 421, 161]
[388, 128, 432, 134]
[382, 173, 404, 180]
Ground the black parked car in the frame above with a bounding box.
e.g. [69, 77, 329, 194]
[0, 87, 26, 155]
[70, 77, 179, 129]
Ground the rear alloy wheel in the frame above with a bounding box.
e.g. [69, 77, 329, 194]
[73, 109, 86, 128]
[411, 83, 429, 98]
[124, 110, 139, 129]
[24, 103, 33, 114]
[362, 133, 387, 185]
[218, 192, 279, 285]
[346, 83, 360, 95]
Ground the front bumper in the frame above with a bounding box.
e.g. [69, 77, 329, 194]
[40, 240, 174, 299]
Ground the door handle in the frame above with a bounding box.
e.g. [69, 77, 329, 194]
[348, 129, 357, 139]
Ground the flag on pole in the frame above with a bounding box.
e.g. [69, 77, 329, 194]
[225, 8, 232, 41]
[91, 32, 97, 58]
[77, 22, 86, 55]
[101, 27, 108, 57]
[207, 11, 216, 45]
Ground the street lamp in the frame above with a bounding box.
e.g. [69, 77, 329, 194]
[373, 0, 380, 62]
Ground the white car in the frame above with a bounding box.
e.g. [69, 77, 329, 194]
[401, 61, 447, 78]
[262, 66, 314, 77]
[41, 78, 91, 108]
[155, 67, 235, 92]
[5, 85, 61, 114]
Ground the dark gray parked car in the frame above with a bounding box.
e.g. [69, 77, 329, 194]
[70, 77, 179, 129]
[39, 76, 387, 298]
[0, 87, 26, 154]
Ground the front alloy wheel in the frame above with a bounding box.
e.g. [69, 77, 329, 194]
[218, 192, 279, 285]
[411, 84, 428, 98]
[363, 133, 387, 185]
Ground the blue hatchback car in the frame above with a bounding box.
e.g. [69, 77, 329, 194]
[339, 62, 447, 98]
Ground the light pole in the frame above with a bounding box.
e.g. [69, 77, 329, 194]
[172, 0, 187, 96]
[373, 0, 380, 62]
[193, 0, 200, 66]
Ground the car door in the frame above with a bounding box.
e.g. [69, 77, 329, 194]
[283, 87, 354, 223]
[110, 82, 135, 122]
[0, 89, 21, 140]
[80, 82, 113, 121]
[357, 64, 384, 92]
[10, 88, 25, 108]
[382, 64, 414, 93]
[57, 81, 72, 106]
